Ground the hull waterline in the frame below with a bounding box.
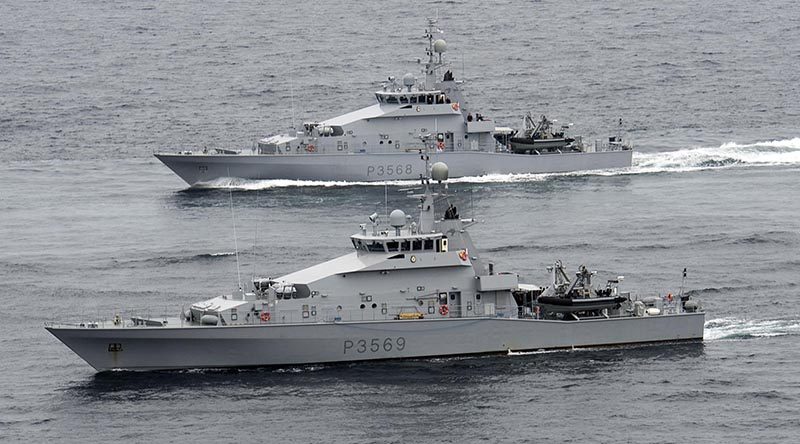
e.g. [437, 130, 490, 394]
[154, 150, 633, 186]
[47, 313, 703, 371]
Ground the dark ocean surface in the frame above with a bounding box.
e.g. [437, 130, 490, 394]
[2, 0, 799, 442]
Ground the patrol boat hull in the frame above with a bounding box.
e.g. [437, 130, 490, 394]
[46, 313, 703, 372]
[154, 149, 633, 186]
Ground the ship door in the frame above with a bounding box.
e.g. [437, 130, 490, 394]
[449, 291, 462, 317]
[445, 132, 454, 151]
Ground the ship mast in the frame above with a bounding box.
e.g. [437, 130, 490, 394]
[423, 18, 447, 91]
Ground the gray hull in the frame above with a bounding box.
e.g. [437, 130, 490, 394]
[47, 313, 704, 371]
[154, 150, 633, 186]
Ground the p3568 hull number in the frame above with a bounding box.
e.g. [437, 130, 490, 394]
[344, 337, 406, 354]
[367, 164, 413, 177]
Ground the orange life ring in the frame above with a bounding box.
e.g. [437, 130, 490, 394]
[306, 144, 316, 152]
[260, 312, 271, 322]
[439, 305, 449, 316]
[451, 102, 460, 111]
[458, 250, 468, 261]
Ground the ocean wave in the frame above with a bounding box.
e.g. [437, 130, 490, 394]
[704, 317, 800, 341]
[122, 251, 238, 267]
[190, 137, 800, 189]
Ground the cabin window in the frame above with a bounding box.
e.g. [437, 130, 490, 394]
[426, 95, 433, 104]
[367, 242, 386, 252]
[386, 241, 399, 252]
[386, 96, 399, 104]
[293, 284, 311, 299]
[410, 96, 417, 104]
[276, 285, 295, 300]
[424, 239, 434, 250]
[401, 241, 411, 251]
[412, 240, 422, 250]
[399, 96, 409, 104]
[352, 239, 358, 249]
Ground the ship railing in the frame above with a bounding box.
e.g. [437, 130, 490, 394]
[44, 306, 180, 329]
[258, 303, 514, 325]
[594, 138, 633, 152]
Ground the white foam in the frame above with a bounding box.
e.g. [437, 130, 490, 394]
[704, 317, 800, 341]
[193, 137, 800, 189]
[634, 137, 800, 173]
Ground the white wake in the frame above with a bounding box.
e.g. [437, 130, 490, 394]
[704, 317, 800, 341]
[194, 137, 800, 190]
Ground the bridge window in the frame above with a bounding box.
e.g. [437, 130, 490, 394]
[401, 241, 411, 251]
[424, 239, 434, 250]
[386, 96, 398, 104]
[399, 96, 409, 104]
[367, 241, 386, 252]
[410, 96, 417, 104]
[386, 241, 399, 252]
[412, 240, 422, 250]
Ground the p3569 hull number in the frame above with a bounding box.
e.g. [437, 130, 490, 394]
[367, 164, 413, 177]
[344, 337, 406, 354]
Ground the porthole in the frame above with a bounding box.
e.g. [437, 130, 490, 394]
[418, 300, 424, 306]
[410, 255, 417, 263]
[360, 304, 366, 309]
[371, 303, 377, 309]
[476, 294, 481, 300]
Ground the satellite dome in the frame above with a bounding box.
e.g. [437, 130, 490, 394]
[389, 209, 406, 228]
[402, 73, 415, 87]
[431, 162, 449, 182]
[433, 39, 447, 53]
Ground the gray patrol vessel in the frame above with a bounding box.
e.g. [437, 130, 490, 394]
[47, 159, 703, 372]
[155, 18, 632, 187]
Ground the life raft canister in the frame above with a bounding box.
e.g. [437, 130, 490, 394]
[451, 102, 460, 111]
[439, 304, 449, 316]
[306, 144, 316, 152]
[458, 249, 468, 261]
[260, 312, 271, 322]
